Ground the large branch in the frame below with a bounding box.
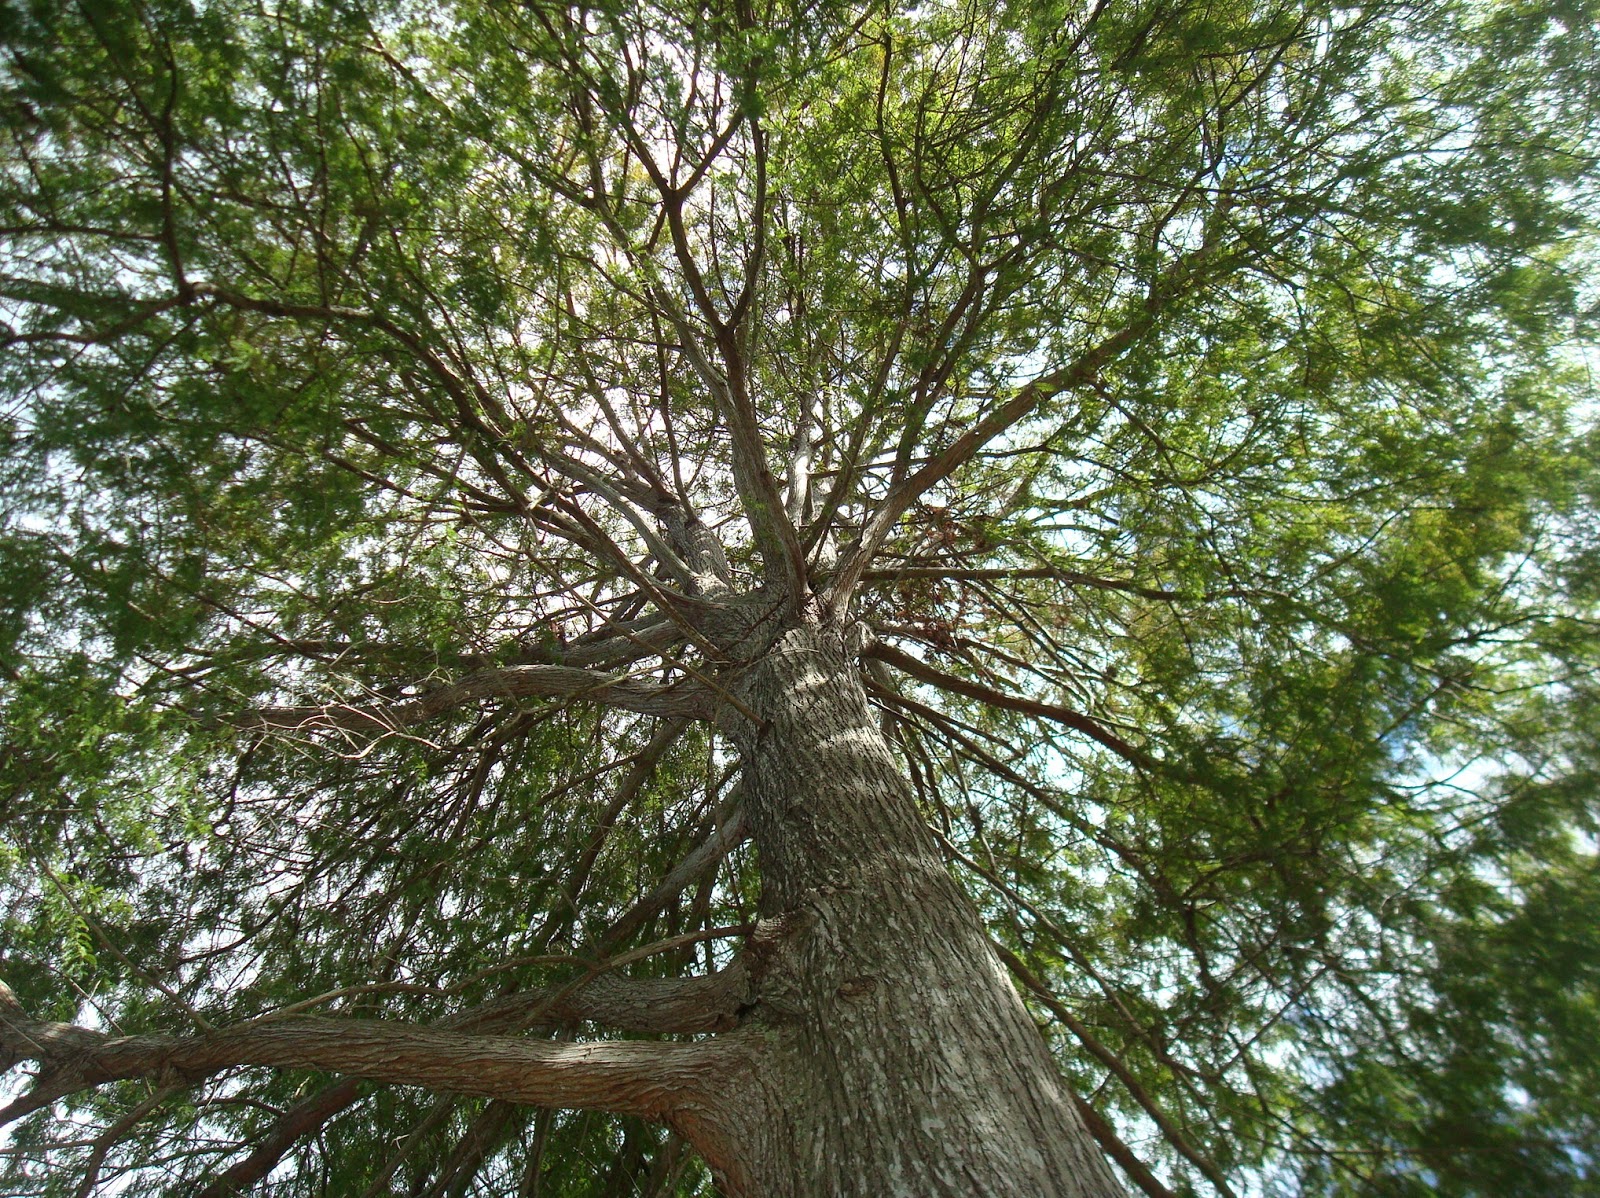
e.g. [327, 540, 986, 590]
[191, 964, 747, 1197]
[861, 565, 1304, 614]
[861, 564, 1184, 601]
[0, 981, 746, 1130]
[242, 663, 709, 736]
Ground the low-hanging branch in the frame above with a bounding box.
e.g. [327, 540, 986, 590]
[191, 952, 748, 1195]
[0, 980, 748, 1131]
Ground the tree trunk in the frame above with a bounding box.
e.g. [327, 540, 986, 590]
[699, 621, 1126, 1198]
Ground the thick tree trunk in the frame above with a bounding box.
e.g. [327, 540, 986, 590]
[701, 621, 1125, 1197]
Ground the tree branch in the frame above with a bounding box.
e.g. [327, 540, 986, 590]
[827, 206, 1236, 611]
[1069, 1093, 1180, 1198]
[599, 805, 749, 954]
[197, 1078, 363, 1198]
[188, 956, 746, 1195]
[993, 948, 1241, 1198]
[826, 337, 1122, 609]
[861, 564, 1182, 601]
[448, 966, 748, 1038]
[0, 981, 747, 1130]
[865, 640, 1156, 771]
[71, 1084, 180, 1198]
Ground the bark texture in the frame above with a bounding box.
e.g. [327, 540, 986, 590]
[715, 621, 1126, 1198]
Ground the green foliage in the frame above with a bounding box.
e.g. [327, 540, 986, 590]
[2, 0, 1598, 1192]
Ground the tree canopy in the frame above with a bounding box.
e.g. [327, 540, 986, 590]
[2, 0, 1599, 1193]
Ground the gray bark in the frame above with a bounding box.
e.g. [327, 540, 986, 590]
[698, 621, 1126, 1198]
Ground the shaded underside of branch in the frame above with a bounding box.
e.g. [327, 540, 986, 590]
[447, 964, 749, 1038]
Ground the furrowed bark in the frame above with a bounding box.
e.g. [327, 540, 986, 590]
[717, 622, 1126, 1197]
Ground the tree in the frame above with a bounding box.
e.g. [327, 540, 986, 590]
[2, 0, 1598, 1192]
